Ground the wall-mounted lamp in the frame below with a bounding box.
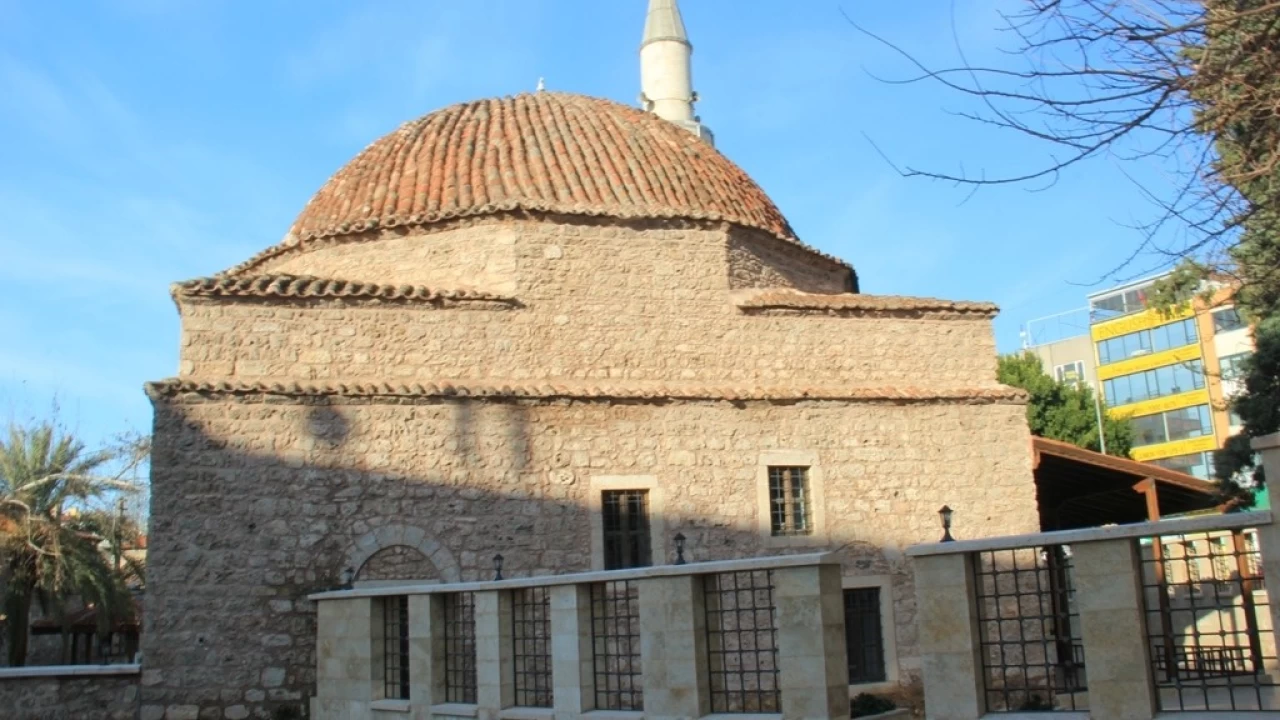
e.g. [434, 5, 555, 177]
[339, 566, 354, 590]
[939, 505, 955, 543]
[493, 553, 504, 581]
[674, 532, 687, 565]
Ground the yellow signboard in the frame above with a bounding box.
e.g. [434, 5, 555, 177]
[1130, 435, 1218, 463]
[1091, 304, 1195, 342]
[1108, 390, 1210, 419]
[1095, 344, 1203, 381]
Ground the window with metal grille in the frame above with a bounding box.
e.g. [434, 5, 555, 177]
[590, 581, 643, 710]
[381, 596, 410, 700]
[512, 587, 553, 708]
[704, 570, 781, 713]
[602, 491, 652, 570]
[444, 592, 477, 704]
[768, 467, 811, 536]
[845, 588, 886, 685]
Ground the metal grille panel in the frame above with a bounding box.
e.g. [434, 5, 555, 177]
[602, 491, 652, 570]
[382, 595, 410, 700]
[512, 587, 553, 708]
[444, 592, 477, 704]
[974, 546, 1086, 712]
[845, 587, 886, 684]
[590, 580, 643, 710]
[704, 570, 781, 713]
[1140, 529, 1276, 712]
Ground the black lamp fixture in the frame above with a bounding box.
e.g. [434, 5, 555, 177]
[939, 505, 955, 543]
[339, 566, 355, 590]
[673, 532, 687, 565]
[493, 553, 504, 581]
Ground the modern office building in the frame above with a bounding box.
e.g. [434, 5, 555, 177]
[1089, 274, 1253, 477]
[1023, 272, 1255, 479]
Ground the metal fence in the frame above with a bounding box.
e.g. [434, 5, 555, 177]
[512, 587, 553, 708]
[973, 545, 1086, 712]
[443, 592, 477, 704]
[590, 580, 643, 710]
[704, 570, 782, 714]
[1140, 529, 1277, 712]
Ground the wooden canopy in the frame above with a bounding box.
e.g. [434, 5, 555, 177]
[1032, 436, 1222, 531]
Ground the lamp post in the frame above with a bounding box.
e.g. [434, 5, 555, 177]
[939, 505, 955, 543]
[493, 554, 504, 581]
[673, 532, 687, 565]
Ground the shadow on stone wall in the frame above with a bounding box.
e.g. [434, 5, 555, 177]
[137, 395, 958, 720]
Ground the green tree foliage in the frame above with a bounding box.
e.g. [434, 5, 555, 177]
[997, 352, 1134, 456]
[0, 422, 145, 666]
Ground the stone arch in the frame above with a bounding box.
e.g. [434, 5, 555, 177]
[347, 524, 461, 583]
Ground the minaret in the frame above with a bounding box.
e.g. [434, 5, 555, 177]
[640, 0, 714, 145]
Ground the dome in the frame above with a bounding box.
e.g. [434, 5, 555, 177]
[287, 92, 798, 245]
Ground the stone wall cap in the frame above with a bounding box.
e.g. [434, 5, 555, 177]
[905, 510, 1272, 557]
[309, 551, 839, 601]
[145, 377, 1027, 406]
[734, 289, 999, 318]
[0, 663, 140, 680]
[1252, 432, 1280, 452]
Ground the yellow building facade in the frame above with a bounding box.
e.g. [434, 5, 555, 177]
[1089, 277, 1254, 477]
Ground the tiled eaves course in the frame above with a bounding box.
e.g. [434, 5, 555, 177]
[171, 274, 520, 308]
[146, 378, 1029, 406]
[734, 289, 1000, 318]
[171, 274, 992, 318]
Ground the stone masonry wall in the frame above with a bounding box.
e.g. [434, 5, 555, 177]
[726, 226, 852, 293]
[0, 672, 140, 720]
[179, 220, 997, 389]
[142, 395, 1038, 719]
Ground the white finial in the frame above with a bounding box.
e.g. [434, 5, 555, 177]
[536, 77, 546, 92]
[640, 0, 713, 145]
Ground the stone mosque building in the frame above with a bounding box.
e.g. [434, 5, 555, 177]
[142, 1, 1040, 717]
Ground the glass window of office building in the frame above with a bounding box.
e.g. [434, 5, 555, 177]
[1130, 404, 1214, 448]
[1102, 360, 1205, 406]
[1096, 318, 1198, 365]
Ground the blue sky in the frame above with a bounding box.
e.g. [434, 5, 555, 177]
[0, 0, 1181, 448]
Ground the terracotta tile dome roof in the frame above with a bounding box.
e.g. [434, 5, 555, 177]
[287, 92, 799, 244]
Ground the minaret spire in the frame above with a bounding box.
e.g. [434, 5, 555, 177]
[640, 0, 713, 145]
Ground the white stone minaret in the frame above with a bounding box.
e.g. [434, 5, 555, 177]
[640, 0, 714, 145]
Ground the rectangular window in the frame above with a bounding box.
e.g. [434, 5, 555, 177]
[1102, 360, 1205, 407]
[1214, 307, 1245, 334]
[1096, 318, 1198, 366]
[1130, 404, 1214, 448]
[602, 491, 652, 570]
[382, 596, 410, 700]
[1055, 361, 1085, 387]
[844, 588, 887, 685]
[1221, 352, 1252, 381]
[1152, 451, 1214, 479]
[768, 467, 812, 536]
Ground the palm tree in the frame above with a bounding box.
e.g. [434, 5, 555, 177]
[0, 422, 141, 666]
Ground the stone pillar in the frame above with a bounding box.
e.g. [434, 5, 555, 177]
[408, 594, 446, 718]
[475, 590, 514, 720]
[1071, 539, 1157, 720]
[1252, 432, 1280, 663]
[914, 553, 984, 720]
[638, 575, 710, 720]
[313, 598, 376, 720]
[773, 563, 851, 720]
[550, 584, 595, 718]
